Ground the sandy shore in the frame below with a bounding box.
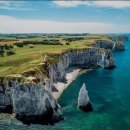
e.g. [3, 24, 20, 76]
[52, 67, 81, 99]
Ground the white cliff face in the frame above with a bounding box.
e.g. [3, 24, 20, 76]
[99, 52, 105, 68]
[98, 49, 115, 69]
[108, 35, 128, 42]
[112, 43, 116, 51]
[114, 43, 125, 51]
[11, 81, 62, 124]
[94, 40, 125, 51]
[22, 48, 114, 99]
[47, 48, 114, 90]
[78, 83, 92, 112]
[12, 81, 60, 116]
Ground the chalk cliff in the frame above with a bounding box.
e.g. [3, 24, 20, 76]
[91, 40, 125, 51]
[42, 48, 115, 92]
[12, 81, 63, 124]
[108, 35, 128, 42]
[0, 47, 115, 124]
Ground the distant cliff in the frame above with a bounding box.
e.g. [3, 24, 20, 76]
[108, 35, 128, 42]
[95, 40, 125, 51]
[90, 35, 128, 51]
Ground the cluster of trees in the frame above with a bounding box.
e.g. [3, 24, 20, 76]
[0, 45, 15, 56]
[0, 33, 90, 39]
[0, 39, 63, 56]
[59, 33, 90, 36]
[14, 39, 62, 48]
[0, 38, 18, 42]
[43, 39, 61, 45]
[63, 37, 84, 42]
[0, 34, 38, 39]
[66, 42, 70, 45]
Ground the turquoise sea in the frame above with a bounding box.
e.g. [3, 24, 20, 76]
[0, 34, 130, 130]
[57, 34, 130, 130]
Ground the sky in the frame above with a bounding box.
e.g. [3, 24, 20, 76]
[0, 0, 130, 33]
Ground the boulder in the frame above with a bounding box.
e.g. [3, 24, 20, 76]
[78, 83, 93, 112]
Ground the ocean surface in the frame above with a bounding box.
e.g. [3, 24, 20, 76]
[0, 34, 130, 130]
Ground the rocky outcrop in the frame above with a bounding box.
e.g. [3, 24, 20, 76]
[12, 81, 63, 125]
[114, 42, 125, 51]
[78, 83, 92, 112]
[108, 35, 128, 42]
[92, 35, 128, 51]
[92, 40, 125, 51]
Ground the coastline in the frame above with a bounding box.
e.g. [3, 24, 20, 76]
[52, 67, 93, 99]
[52, 67, 81, 99]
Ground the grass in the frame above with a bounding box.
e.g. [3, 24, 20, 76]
[0, 34, 116, 78]
[0, 44, 90, 76]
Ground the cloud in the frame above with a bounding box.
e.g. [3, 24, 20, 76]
[53, 1, 83, 7]
[93, 1, 130, 9]
[53, 1, 130, 9]
[0, 1, 35, 10]
[0, 15, 130, 33]
[0, 15, 117, 33]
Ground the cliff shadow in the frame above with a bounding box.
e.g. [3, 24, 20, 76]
[0, 105, 13, 114]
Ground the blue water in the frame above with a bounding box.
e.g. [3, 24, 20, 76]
[56, 34, 130, 130]
[0, 34, 130, 130]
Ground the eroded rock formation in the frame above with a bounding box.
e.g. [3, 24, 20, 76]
[12, 81, 63, 124]
[78, 83, 92, 112]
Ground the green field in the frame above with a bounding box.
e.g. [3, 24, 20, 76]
[0, 34, 116, 77]
[0, 44, 90, 76]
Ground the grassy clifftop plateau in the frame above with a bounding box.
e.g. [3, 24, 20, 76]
[0, 34, 128, 79]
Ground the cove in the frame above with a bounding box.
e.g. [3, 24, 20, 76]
[56, 34, 130, 130]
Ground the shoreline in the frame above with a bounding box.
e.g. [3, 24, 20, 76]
[52, 67, 93, 99]
[52, 67, 81, 99]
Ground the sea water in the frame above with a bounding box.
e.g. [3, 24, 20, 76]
[56, 34, 130, 130]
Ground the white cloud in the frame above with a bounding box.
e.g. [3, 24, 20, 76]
[93, 1, 130, 9]
[53, 1, 83, 7]
[0, 15, 115, 33]
[0, 1, 34, 10]
[0, 15, 129, 33]
[53, 1, 130, 9]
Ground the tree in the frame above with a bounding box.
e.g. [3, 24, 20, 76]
[6, 50, 15, 56]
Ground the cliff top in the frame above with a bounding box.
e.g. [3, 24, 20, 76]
[0, 34, 127, 80]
